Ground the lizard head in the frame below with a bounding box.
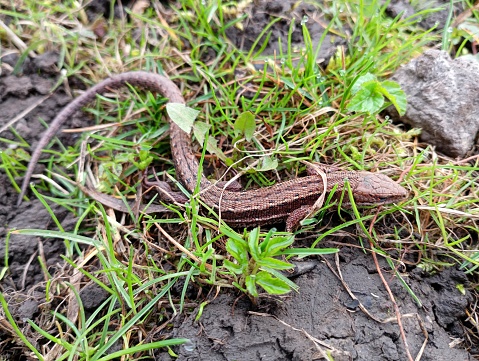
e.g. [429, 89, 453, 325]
[350, 172, 409, 205]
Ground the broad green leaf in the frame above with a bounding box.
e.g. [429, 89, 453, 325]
[380, 80, 407, 116]
[193, 120, 211, 142]
[205, 137, 228, 162]
[193, 121, 228, 162]
[261, 267, 299, 292]
[225, 238, 248, 264]
[257, 156, 278, 171]
[261, 235, 295, 256]
[248, 227, 261, 261]
[245, 275, 258, 297]
[166, 103, 199, 134]
[255, 271, 291, 295]
[223, 259, 245, 275]
[257, 257, 294, 270]
[347, 80, 384, 114]
[234, 111, 256, 141]
[350, 73, 377, 95]
[348, 76, 407, 116]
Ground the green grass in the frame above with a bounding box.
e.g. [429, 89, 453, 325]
[1, 0, 479, 359]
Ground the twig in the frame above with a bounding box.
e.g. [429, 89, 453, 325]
[155, 223, 212, 272]
[0, 19, 36, 57]
[20, 250, 38, 291]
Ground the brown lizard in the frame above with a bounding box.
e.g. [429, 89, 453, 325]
[17, 71, 408, 230]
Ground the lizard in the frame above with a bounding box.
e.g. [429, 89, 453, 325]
[17, 71, 408, 231]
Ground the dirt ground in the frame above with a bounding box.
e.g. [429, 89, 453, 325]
[0, 0, 476, 360]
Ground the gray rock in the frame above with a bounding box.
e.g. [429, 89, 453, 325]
[388, 49, 479, 157]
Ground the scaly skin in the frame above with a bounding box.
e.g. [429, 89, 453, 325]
[18, 71, 408, 230]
